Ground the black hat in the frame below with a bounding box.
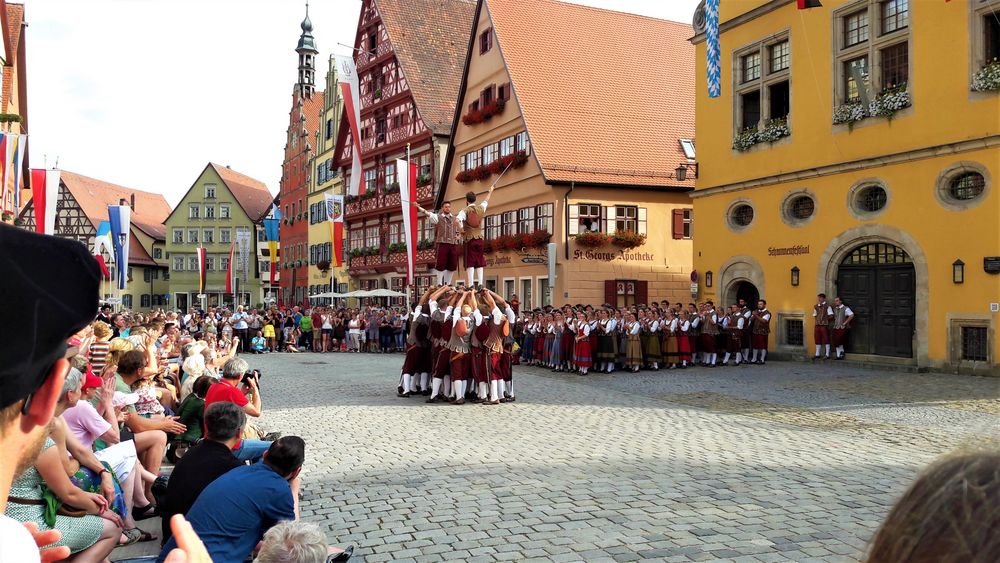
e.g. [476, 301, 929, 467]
[0, 225, 100, 410]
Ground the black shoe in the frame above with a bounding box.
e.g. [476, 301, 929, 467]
[132, 503, 160, 521]
[327, 544, 354, 562]
[835, 355, 845, 360]
[824, 355, 831, 361]
[812, 356, 820, 362]
[422, 389, 431, 396]
[425, 396, 437, 403]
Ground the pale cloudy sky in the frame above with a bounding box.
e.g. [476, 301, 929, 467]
[22, 0, 699, 206]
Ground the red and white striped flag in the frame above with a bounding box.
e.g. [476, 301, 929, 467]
[30, 168, 60, 235]
[197, 246, 207, 294]
[336, 54, 364, 196]
[225, 241, 236, 294]
[396, 158, 418, 285]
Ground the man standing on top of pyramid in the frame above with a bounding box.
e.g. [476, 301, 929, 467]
[457, 185, 495, 288]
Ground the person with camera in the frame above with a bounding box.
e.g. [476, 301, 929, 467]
[204, 357, 270, 463]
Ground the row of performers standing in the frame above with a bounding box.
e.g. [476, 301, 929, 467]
[518, 301, 774, 372]
[398, 286, 518, 405]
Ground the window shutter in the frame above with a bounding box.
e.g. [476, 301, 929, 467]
[491, 84, 498, 101]
[671, 209, 684, 239]
[568, 205, 579, 235]
[638, 208, 647, 235]
[605, 206, 615, 234]
[604, 280, 616, 306]
[503, 82, 511, 100]
[636, 280, 649, 306]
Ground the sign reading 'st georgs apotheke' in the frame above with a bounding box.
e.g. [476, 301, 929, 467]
[573, 249, 655, 262]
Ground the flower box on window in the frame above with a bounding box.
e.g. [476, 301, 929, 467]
[611, 230, 646, 249]
[833, 83, 911, 127]
[317, 260, 331, 272]
[732, 118, 789, 152]
[455, 150, 529, 183]
[417, 239, 434, 250]
[972, 59, 1000, 92]
[383, 182, 400, 194]
[416, 174, 432, 187]
[462, 99, 505, 126]
[484, 239, 497, 254]
[575, 231, 610, 248]
[349, 248, 364, 258]
[529, 229, 552, 248]
[387, 242, 406, 253]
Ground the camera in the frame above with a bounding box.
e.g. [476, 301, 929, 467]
[242, 369, 262, 385]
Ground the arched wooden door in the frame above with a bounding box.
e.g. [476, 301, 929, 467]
[836, 243, 915, 357]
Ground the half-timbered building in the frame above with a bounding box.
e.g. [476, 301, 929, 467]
[335, 0, 476, 302]
[438, 0, 696, 308]
[17, 170, 171, 310]
[1, 0, 29, 222]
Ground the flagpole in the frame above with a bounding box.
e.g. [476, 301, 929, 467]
[406, 142, 412, 301]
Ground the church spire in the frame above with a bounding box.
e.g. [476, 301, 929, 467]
[295, 1, 318, 98]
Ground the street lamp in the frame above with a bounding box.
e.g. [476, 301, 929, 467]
[674, 163, 699, 182]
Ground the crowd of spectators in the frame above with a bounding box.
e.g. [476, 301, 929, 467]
[0, 225, 353, 562]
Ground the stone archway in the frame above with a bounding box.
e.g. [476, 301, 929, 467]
[818, 225, 929, 365]
[719, 255, 766, 307]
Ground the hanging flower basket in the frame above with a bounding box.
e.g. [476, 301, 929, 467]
[528, 229, 551, 248]
[575, 231, 610, 248]
[317, 260, 331, 272]
[611, 230, 646, 249]
[461, 99, 505, 126]
[1, 211, 12, 222]
[484, 239, 497, 254]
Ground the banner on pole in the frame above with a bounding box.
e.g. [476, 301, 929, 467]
[108, 205, 132, 291]
[335, 54, 364, 196]
[325, 192, 344, 267]
[396, 159, 418, 285]
[236, 227, 251, 283]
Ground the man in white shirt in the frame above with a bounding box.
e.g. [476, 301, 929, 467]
[232, 305, 250, 352]
[832, 297, 855, 360]
[414, 201, 462, 286]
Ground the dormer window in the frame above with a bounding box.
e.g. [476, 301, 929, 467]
[479, 28, 493, 55]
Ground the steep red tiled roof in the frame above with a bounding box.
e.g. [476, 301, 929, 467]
[60, 170, 171, 240]
[211, 163, 273, 222]
[488, 0, 695, 187]
[378, 0, 476, 134]
[303, 92, 324, 151]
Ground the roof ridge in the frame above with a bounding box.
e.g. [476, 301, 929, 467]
[61, 169, 168, 201]
[210, 163, 270, 191]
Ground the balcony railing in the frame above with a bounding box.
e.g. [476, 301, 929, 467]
[355, 40, 393, 71]
[348, 247, 435, 274]
[345, 183, 434, 218]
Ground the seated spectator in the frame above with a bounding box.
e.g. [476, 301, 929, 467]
[156, 437, 306, 563]
[61, 365, 157, 531]
[205, 358, 270, 462]
[251, 331, 267, 354]
[173, 375, 214, 446]
[88, 320, 113, 374]
[256, 521, 353, 563]
[116, 350, 186, 500]
[160, 402, 246, 545]
[865, 452, 1000, 563]
[5, 368, 124, 559]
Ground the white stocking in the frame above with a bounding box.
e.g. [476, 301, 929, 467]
[751, 350, 758, 362]
[443, 376, 452, 398]
[478, 381, 488, 400]
[419, 373, 429, 391]
[465, 267, 474, 287]
[506, 380, 514, 397]
[723, 352, 731, 364]
[825, 344, 831, 357]
[760, 350, 767, 362]
[815, 345, 821, 356]
[402, 374, 411, 393]
[432, 269, 443, 285]
[430, 377, 442, 398]
[475, 267, 484, 286]
[490, 380, 500, 402]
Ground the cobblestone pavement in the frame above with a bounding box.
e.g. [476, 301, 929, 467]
[122, 354, 1000, 562]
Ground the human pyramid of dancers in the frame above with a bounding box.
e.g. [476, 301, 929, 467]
[397, 285, 518, 405]
[518, 298, 773, 373]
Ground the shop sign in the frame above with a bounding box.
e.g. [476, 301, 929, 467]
[573, 249, 655, 262]
[768, 245, 810, 256]
[985, 257, 1000, 274]
[485, 255, 512, 267]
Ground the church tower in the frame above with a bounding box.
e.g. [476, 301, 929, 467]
[296, 2, 318, 98]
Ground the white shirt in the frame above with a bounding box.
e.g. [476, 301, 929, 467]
[456, 201, 488, 223]
[681, 320, 691, 331]
[628, 322, 641, 335]
[813, 304, 834, 317]
[580, 324, 591, 336]
[0, 514, 40, 563]
[757, 309, 772, 322]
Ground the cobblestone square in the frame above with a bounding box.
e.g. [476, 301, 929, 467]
[148, 354, 999, 562]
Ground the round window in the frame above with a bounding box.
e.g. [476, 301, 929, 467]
[949, 172, 985, 201]
[855, 185, 887, 213]
[789, 195, 815, 220]
[729, 204, 754, 228]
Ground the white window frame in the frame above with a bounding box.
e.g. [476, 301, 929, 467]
[205, 184, 217, 199]
[219, 228, 231, 244]
[187, 229, 199, 244]
[220, 204, 231, 219]
[188, 205, 200, 219]
[172, 229, 184, 244]
[833, 0, 911, 107]
[203, 229, 214, 244]
[733, 32, 791, 136]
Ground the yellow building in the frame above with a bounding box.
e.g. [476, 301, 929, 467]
[307, 55, 347, 305]
[439, 0, 697, 308]
[690, 0, 999, 374]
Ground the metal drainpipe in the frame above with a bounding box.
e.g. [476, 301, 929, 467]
[564, 180, 574, 260]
